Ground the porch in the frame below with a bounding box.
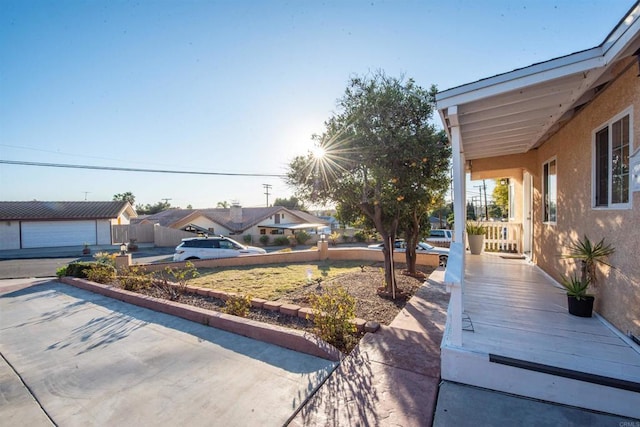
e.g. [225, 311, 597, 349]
[441, 251, 640, 419]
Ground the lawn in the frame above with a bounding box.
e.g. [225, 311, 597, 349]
[187, 260, 372, 300]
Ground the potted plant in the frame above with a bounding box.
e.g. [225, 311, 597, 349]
[560, 274, 593, 317]
[127, 238, 139, 252]
[466, 221, 486, 255]
[562, 235, 615, 285]
[560, 235, 615, 317]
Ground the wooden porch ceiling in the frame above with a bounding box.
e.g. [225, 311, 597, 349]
[436, 3, 640, 161]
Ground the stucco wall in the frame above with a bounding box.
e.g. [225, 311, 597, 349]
[141, 248, 440, 273]
[532, 61, 640, 337]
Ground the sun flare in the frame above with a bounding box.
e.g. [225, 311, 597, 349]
[311, 145, 326, 159]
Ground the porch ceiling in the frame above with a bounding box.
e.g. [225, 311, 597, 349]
[437, 3, 640, 161]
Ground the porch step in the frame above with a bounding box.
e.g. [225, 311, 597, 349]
[441, 345, 640, 419]
[489, 354, 640, 393]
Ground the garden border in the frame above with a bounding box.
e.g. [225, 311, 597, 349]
[60, 276, 344, 361]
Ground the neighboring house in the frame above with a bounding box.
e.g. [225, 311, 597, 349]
[138, 205, 329, 238]
[0, 201, 136, 250]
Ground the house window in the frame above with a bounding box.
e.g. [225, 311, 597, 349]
[543, 158, 557, 223]
[594, 111, 631, 208]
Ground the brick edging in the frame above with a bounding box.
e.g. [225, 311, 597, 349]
[60, 277, 342, 362]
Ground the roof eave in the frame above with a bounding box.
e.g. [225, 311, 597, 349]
[436, 47, 604, 111]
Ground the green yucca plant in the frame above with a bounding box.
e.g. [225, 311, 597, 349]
[561, 235, 615, 285]
[560, 274, 591, 300]
[465, 221, 487, 235]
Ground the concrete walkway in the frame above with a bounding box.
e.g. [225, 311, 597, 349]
[0, 279, 336, 426]
[288, 269, 449, 426]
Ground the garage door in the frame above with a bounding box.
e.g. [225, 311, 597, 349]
[21, 221, 97, 248]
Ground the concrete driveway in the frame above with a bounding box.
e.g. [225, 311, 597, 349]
[0, 279, 335, 426]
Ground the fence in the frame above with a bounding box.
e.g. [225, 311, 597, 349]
[477, 222, 522, 253]
[112, 224, 155, 244]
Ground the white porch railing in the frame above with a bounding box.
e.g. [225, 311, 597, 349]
[477, 222, 522, 253]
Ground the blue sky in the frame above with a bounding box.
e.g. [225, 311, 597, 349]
[0, 0, 634, 209]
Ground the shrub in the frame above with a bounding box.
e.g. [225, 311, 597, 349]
[243, 234, 252, 244]
[93, 251, 117, 266]
[259, 235, 270, 246]
[353, 231, 368, 242]
[153, 262, 198, 300]
[309, 286, 357, 351]
[295, 230, 311, 245]
[86, 263, 117, 284]
[273, 236, 289, 246]
[341, 234, 352, 243]
[329, 232, 341, 246]
[118, 265, 152, 291]
[288, 235, 298, 247]
[65, 262, 94, 278]
[224, 294, 252, 317]
[56, 266, 67, 278]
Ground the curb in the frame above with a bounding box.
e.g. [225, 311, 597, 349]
[60, 277, 342, 362]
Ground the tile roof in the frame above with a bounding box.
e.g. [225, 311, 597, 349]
[143, 206, 329, 233]
[0, 201, 135, 221]
[139, 209, 198, 227]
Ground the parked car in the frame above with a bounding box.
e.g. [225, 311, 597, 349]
[426, 229, 453, 247]
[173, 236, 267, 261]
[367, 240, 449, 266]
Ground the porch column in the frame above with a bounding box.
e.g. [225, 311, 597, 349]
[445, 107, 465, 347]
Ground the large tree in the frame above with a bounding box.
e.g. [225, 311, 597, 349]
[113, 192, 136, 205]
[287, 72, 450, 293]
[493, 179, 509, 219]
[274, 196, 308, 211]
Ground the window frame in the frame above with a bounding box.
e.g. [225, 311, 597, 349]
[542, 156, 558, 224]
[592, 107, 633, 210]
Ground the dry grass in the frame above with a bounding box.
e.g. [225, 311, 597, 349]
[187, 260, 372, 300]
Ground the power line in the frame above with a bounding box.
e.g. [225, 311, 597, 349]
[0, 160, 286, 178]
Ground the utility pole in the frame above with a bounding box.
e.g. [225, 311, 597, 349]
[263, 184, 272, 207]
[483, 179, 488, 221]
[82, 191, 90, 201]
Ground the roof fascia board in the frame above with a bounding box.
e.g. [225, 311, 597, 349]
[436, 48, 603, 109]
[603, 8, 640, 63]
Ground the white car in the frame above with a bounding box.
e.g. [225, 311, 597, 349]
[173, 236, 267, 261]
[368, 240, 449, 266]
[426, 229, 453, 246]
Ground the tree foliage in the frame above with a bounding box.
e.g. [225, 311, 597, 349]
[493, 179, 509, 218]
[136, 201, 171, 215]
[113, 192, 136, 205]
[274, 196, 308, 211]
[286, 72, 450, 292]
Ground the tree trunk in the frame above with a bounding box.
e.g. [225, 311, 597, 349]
[404, 212, 420, 275]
